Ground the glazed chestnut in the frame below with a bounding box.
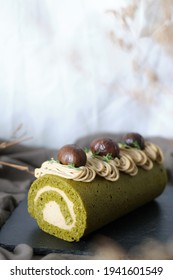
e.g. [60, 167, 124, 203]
[57, 144, 87, 167]
[90, 137, 120, 158]
[122, 132, 145, 150]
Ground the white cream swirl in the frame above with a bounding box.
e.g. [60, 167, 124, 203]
[34, 186, 76, 230]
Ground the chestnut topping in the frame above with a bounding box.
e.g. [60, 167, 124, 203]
[57, 144, 87, 167]
[90, 137, 120, 158]
[122, 132, 145, 150]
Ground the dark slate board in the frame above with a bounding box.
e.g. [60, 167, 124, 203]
[0, 185, 173, 256]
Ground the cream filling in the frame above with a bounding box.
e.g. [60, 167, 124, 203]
[34, 186, 76, 230]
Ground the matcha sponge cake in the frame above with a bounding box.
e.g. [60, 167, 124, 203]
[28, 133, 167, 242]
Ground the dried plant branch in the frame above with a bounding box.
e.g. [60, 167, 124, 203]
[11, 123, 24, 138]
[0, 161, 34, 175]
[0, 136, 33, 149]
[0, 126, 34, 175]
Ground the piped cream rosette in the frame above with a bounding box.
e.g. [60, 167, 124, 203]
[35, 159, 96, 182]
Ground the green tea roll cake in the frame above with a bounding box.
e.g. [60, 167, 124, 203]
[28, 135, 167, 242]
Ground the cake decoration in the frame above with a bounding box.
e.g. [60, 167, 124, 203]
[34, 134, 164, 182]
[57, 144, 87, 167]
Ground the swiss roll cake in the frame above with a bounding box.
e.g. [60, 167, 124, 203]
[28, 133, 167, 242]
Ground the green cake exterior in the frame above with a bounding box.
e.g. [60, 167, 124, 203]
[28, 163, 167, 242]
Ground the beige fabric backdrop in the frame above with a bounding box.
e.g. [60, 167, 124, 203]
[0, 0, 173, 149]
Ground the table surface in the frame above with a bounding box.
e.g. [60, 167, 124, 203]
[0, 184, 173, 256]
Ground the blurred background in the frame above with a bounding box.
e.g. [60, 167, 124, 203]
[1, 0, 173, 149]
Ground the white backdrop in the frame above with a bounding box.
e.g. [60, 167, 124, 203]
[1, 0, 173, 148]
